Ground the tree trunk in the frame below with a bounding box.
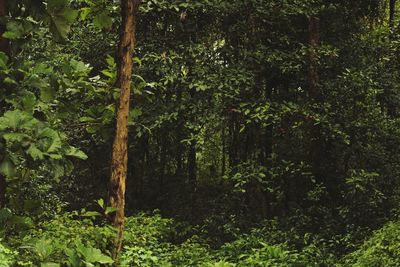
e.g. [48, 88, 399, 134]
[108, 0, 140, 260]
[308, 16, 323, 181]
[0, 0, 8, 54]
[0, 0, 8, 209]
[308, 16, 320, 100]
[221, 127, 226, 177]
[390, 0, 396, 28]
[0, 175, 5, 209]
[188, 140, 197, 222]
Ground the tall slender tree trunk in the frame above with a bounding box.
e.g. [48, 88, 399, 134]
[0, 0, 8, 209]
[390, 0, 397, 28]
[0, 0, 8, 54]
[188, 140, 197, 222]
[221, 127, 226, 177]
[308, 16, 323, 181]
[108, 0, 140, 259]
[175, 88, 184, 179]
[0, 175, 5, 209]
[308, 16, 320, 101]
[388, 0, 397, 116]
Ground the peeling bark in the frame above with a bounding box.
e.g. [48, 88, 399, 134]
[108, 0, 140, 259]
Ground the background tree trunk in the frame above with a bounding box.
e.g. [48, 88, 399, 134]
[0, 175, 5, 209]
[0, 0, 8, 54]
[390, 0, 397, 28]
[108, 0, 140, 259]
[308, 16, 323, 182]
[0, 0, 8, 209]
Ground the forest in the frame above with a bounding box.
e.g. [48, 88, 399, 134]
[2, 0, 400, 266]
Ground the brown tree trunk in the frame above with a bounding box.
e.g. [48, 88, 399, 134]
[0, 0, 8, 209]
[390, 0, 396, 28]
[108, 0, 140, 260]
[0, 0, 8, 54]
[0, 175, 5, 209]
[188, 140, 197, 222]
[308, 16, 320, 100]
[221, 127, 226, 177]
[308, 16, 323, 181]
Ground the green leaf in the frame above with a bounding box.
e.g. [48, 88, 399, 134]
[105, 207, 118, 215]
[3, 77, 18, 85]
[34, 239, 55, 261]
[40, 85, 56, 103]
[66, 146, 88, 160]
[80, 7, 91, 20]
[0, 158, 15, 177]
[47, 0, 78, 42]
[39, 128, 62, 153]
[0, 52, 8, 69]
[0, 110, 37, 130]
[3, 133, 29, 143]
[97, 198, 105, 208]
[93, 11, 113, 29]
[53, 163, 65, 179]
[83, 247, 113, 264]
[27, 144, 45, 161]
[22, 93, 37, 113]
[65, 248, 80, 267]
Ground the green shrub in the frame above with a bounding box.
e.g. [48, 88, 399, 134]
[16, 212, 114, 266]
[0, 241, 17, 267]
[343, 222, 400, 266]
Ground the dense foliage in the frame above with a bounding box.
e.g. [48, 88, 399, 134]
[2, 0, 400, 266]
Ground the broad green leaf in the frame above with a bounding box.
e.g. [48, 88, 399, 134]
[27, 144, 44, 161]
[34, 239, 55, 260]
[82, 246, 113, 264]
[3, 133, 29, 143]
[65, 248, 80, 267]
[22, 93, 37, 113]
[93, 11, 113, 29]
[40, 85, 56, 102]
[0, 52, 8, 69]
[53, 163, 65, 179]
[0, 110, 37, 130]
[0, 158, 15, 177]
[39, 128, 62, 153]
[66, 146, 88, 160]
[47, 0, 78, 42]
[80, 7, 91, 20]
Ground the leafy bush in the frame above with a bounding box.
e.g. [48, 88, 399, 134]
[15, 212, 114, 266]
[343, 222, 400, 267]
[0, 241, 17, 267]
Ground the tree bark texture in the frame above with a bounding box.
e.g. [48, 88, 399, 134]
[0, 0, 8, 54]
[308, 16, 320, 100]
[0, 0, 8, 209]
[308, 16, 323, 181]
[108, 0, 140, 260]
[188, 140, 197, 222]
[0, 175, 5, 209]
[390, 0, 396, 28]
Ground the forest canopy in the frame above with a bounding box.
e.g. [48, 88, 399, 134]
[2, 0, 400, 266]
